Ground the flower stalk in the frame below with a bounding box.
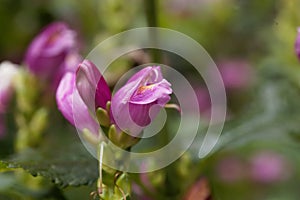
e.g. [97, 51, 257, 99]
[144, 0, 161, 63]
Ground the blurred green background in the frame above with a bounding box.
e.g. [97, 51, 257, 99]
[1, 0, 300, 199]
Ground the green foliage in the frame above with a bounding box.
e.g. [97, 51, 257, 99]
[0, 135, 98, 188]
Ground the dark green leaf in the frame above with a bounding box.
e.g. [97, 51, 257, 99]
[0, 135, 98, 188]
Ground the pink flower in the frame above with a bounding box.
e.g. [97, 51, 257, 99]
[25, 22, 78, 82]
[76, 60, 111, 112]
[56, 62, 173, 146]
[218, 60, 253, 90]
[56, 60, 111, 136]
[51, 52, 82, 91]
[56, 72, 99, 136]
[250, 151, 291, 183]
[111, 66, 172, 136]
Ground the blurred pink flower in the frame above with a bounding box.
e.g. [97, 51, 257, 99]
[216, 156, 245, 183]
[250, 151, 291, 184]
[51, 52, 82, 91]
[218, 60, 253, 90]
[295, 27, 300, 61]
[25, 22, 79, 85]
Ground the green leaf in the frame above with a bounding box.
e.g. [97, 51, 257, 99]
[0, 136, 98, 188]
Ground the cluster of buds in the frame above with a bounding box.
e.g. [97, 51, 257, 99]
[56, 60, 173, 199]
[56, 60, 172, 149]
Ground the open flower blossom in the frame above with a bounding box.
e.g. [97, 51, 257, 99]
[296, 27, 300, 61]
[25, 22, 79, 83]
[56, 60, 173, 146]
[111, 66, 172, 136]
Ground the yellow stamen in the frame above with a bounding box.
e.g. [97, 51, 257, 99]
[137, 84, 154, 94]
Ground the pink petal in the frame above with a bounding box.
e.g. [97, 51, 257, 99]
[76, 60, 111, 112]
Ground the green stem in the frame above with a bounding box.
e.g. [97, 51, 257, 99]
[144, 0, 158, 27]
[145, 2, 178, 196]
[144, 0, 161, 63]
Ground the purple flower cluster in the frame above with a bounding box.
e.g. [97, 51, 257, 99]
[56, 61, 172, 144]
[20, 21, 173, 147]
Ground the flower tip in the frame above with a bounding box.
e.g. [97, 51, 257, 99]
[76, 59, 111, 111]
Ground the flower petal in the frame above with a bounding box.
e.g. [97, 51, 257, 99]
[76, 60, 111, 112]
[56, 72, 75, 125]
[111, 66, 172, 136]
[130, 79, 172, 105]
[56, 72, 99, 135]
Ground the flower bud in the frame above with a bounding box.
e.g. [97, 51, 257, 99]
[56, 72, 99, 136]
[76, 60, 111, 112]
[25, 22, 77, 81]
[108, 124, 140, 149]
[111, 66, 172, 137]
[51, 52, 82, 91]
